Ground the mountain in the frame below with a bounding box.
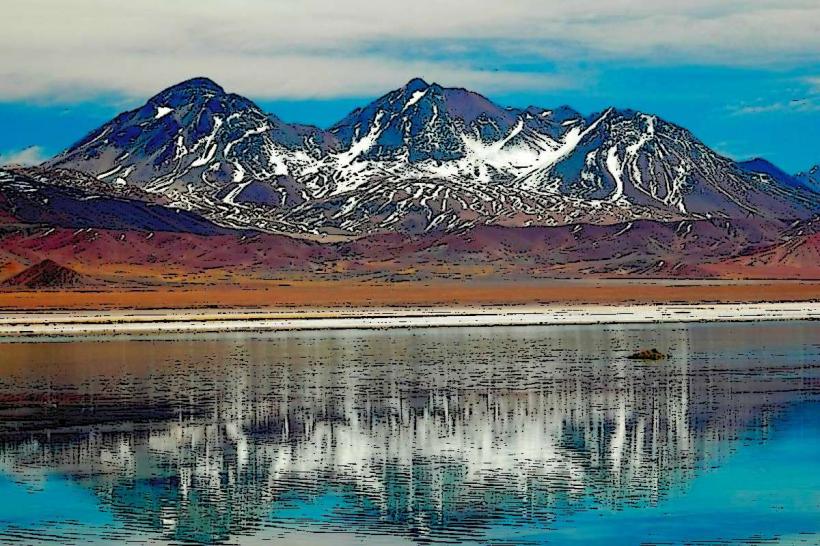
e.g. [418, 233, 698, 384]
[47, 77, 819, 236]
[738, 158, 819, 194]
[1, 259, 87, 289]
[794, 164, 819, 192]
[46, 77, 339, 231]
[0, 167, 232, 235]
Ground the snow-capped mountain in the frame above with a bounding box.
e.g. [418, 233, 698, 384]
[47, 78, 338, 230]
[47, 77, 819, 235]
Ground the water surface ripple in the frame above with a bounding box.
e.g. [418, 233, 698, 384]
[0, 321, 818, 544]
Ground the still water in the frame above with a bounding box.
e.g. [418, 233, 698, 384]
[0, 321, 818, 545]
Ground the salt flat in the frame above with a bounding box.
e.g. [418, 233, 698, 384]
[0, 302, 817, 338]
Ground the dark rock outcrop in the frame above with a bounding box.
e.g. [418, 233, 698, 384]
[627, 348, 667, 360]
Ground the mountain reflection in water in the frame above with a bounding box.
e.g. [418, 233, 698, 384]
[0, 321, 818, 545]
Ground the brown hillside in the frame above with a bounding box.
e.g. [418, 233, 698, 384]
[2, 259, 87, 289]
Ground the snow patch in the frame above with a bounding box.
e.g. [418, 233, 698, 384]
[224, 123, 269, 157]
[337, 111, 384, 168]
[613, 222, 633, 237]
[518, 109, 613, 189]
[223, 179, 253, 205]
[459, 118, 538, 183]
[231, 162, 246, 183]
[155, 106, 173, 120]
[190, 116, 223, 168]
[97, 165, 122, 179]
[403, 89, 427, 112]
[606, 147, 624, 202]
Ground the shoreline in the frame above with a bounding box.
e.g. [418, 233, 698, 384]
[0, 302, 818, 338]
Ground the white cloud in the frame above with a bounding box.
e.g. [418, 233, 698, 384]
[0, 0, 818, 101]
[731, 97, 820, 115]
[0, 146, 48, 166]
[0, 53, 575, 102]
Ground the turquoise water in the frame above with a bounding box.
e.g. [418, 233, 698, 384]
[0, 321, 818, 544]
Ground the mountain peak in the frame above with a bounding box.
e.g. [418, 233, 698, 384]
[798, 163, 819, 176]
[737, 157, 820, 193]
[137, 77, 245, 120]
[739, 157, 790, 177]
[403, 77, 429, 92]
[172, 77, 224, 92]
[2, 259, 87, 289]
[150, 77, 225, 104]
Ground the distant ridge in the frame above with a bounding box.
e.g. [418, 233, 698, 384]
[737, 158, 816, 193]
[795, 164, 819, 192]
[0, 168, 236, 235]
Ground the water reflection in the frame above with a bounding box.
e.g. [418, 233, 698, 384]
[0, 322, 818, 544]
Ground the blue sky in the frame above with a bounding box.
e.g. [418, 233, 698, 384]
[1, 0, 818, 172]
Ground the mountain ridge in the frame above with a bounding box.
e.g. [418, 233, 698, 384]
[0, 167, 233, 235]
[794, 164, 819, 192]
[45, 76, 819, 236]
[3, 216, 817, 283]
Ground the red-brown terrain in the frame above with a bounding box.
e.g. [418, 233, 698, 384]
[1, 259, 90, 289]
[1, 216, 818, 284]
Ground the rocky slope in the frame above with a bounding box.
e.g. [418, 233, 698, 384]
[1, 259, 88, 289]
[0, 168, 232, 235]
[0, 216, 806, 283]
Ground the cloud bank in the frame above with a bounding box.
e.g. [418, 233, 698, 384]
[1, 0, 819, 101]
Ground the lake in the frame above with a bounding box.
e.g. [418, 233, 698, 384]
[0, 321, 818, 545]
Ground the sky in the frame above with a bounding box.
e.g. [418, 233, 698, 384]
[1, 0, 818, 172]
